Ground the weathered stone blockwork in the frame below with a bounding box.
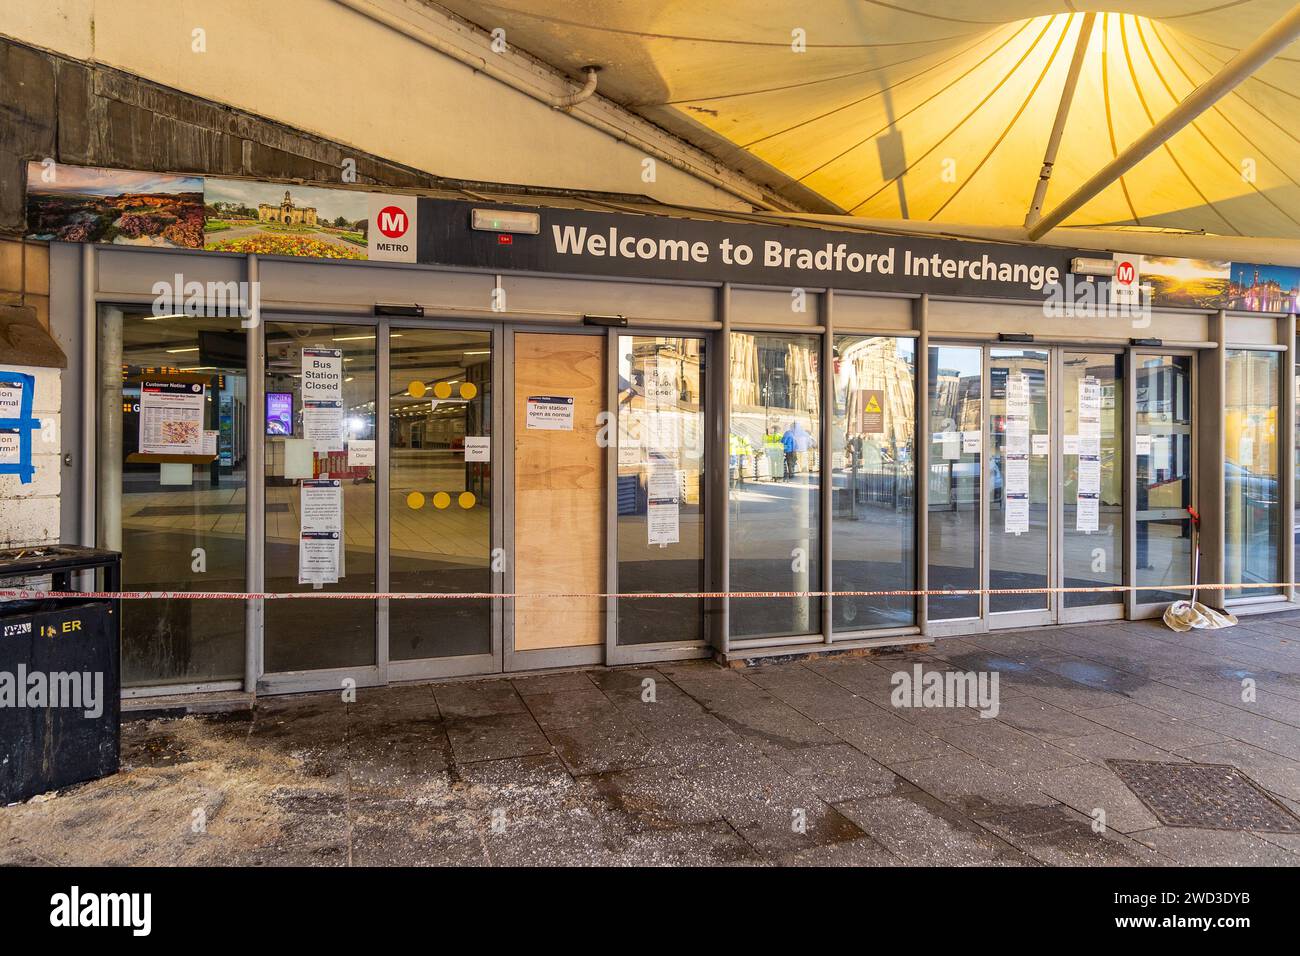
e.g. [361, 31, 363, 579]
[0, 34, 505, 237]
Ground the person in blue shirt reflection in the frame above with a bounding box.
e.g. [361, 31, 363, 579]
[781, 420, 814, 479]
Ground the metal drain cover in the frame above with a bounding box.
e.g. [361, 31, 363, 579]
[1108, 759, 1300, 832]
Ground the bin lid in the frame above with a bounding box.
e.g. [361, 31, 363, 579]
[0, 544, 121, 577]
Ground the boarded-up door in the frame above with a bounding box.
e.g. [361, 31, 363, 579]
[513, 332, 604, 651]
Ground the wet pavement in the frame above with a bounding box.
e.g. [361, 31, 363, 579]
[4, 614, 1300, 866]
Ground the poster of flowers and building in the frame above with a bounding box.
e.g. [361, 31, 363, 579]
[203, 178, 369, 259]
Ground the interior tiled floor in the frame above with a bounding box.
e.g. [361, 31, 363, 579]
[4, 613, 1300, 866]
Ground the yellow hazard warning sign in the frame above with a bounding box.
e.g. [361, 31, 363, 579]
[860, 388, 885, 433]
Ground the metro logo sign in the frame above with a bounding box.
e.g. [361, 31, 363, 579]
[368, 195, 417, 262]
[1110, 252, 1143, 306]
[377, 206, 409, 239]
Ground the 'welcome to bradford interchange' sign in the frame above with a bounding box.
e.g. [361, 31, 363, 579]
[29, 162, 1275, 312]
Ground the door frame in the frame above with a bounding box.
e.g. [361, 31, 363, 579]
[1055, 347, 1126, 625]
[502, 324, 608, 673]
[986, 344, 1056, 630]
[604, 326, 714, 667]
[924, 341, 987, 637]
[257, 313, 505, 693]
[1128, 348, 1198, 619]
[927, 342, 1134, 635]
[381, 317, 504, 684]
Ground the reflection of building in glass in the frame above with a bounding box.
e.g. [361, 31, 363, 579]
[730, 332, 818, 415]
[932, 369, 981, 431]
[836, 336, 914, 448]
[628, 338, 703, 404]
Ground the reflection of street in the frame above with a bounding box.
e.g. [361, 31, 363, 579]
[730, 472, 818, 638]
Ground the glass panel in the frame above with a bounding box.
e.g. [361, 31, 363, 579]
[616, 336, 706, 645]
[263, 321, 376, 671]
[728, 331, 821, 639]
[98, 308, 246, 686]
[927, 346, 981, 620]
[988, 349, 1050, 614]
[1062, 352, 1124, 608]
[1135, 354, 1193, 604]
[1295, 352, 1300, 585]
[1225, 349, 1280, 599]
[831, 335, 915, 630]
[389, 329, 492, 659]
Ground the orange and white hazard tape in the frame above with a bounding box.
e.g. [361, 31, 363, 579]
[1, 582, 1295, 601]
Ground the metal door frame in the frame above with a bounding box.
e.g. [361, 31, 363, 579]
[986, 344, 1055, 630]
[256, 311, 383, 694]
[1128, 348, 1198, 618]
[1056, 347, 1126, 625]
[381, 316, 504, 683]
[924, 341, 987, 637]
[605, 326, 714, 666]
[503, 324, 608, 672]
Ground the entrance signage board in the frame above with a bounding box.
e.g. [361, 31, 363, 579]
[417, 199, 1075, 301]
[24, 163, 1291, 312]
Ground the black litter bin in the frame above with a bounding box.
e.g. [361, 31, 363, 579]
[0, 545, 121, 804]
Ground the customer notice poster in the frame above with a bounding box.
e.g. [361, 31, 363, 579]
[139, 380, 206, 456]
[1076, 376, 1102, 532]
[1004, 373, 1031, 535]
[299, 478, 343, 585]
[302, 347, 345, 452]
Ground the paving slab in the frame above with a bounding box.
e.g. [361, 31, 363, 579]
[1128, 826, 1299, 866]
[977, 805, 1167, 866]
[824, 709, 963, 766]
[543, 714, 665, 777]
[1028, 762, 1161, 834]
[834, 790, 1033, 866]
[1078, 702, 1229, 752]
[891, 751, 1058, 818]
[444, 712, 552, 764]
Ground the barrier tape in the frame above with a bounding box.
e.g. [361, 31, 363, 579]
[0, 582, 1294, 601]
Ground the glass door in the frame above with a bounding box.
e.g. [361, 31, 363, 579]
[1059, 351, 1124, 622]
[387, 327, 495, 675]
[927, 345, 982, 625]
[97, 307, 248, 688]
[612, 333, 707, 663]
[987, 348, 1052, 627]
[1134, 353, 1195, 611]
[262, 320, 377, 677]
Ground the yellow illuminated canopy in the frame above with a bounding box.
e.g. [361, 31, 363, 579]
[436, 1, 1300, 239]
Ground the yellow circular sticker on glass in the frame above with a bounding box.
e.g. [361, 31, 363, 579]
[406, 491, 425, 510]
[458, 492, 476, 509]
[407, 380, 426, 398]
[459, 382, 478, 400]
[433, 382, 452, 399]
[433, 491, 451, 509]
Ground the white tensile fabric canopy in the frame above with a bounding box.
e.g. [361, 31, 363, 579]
[435, 1, 1300, 239]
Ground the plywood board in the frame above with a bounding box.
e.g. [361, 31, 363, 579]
[513, 332, 605, 650]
